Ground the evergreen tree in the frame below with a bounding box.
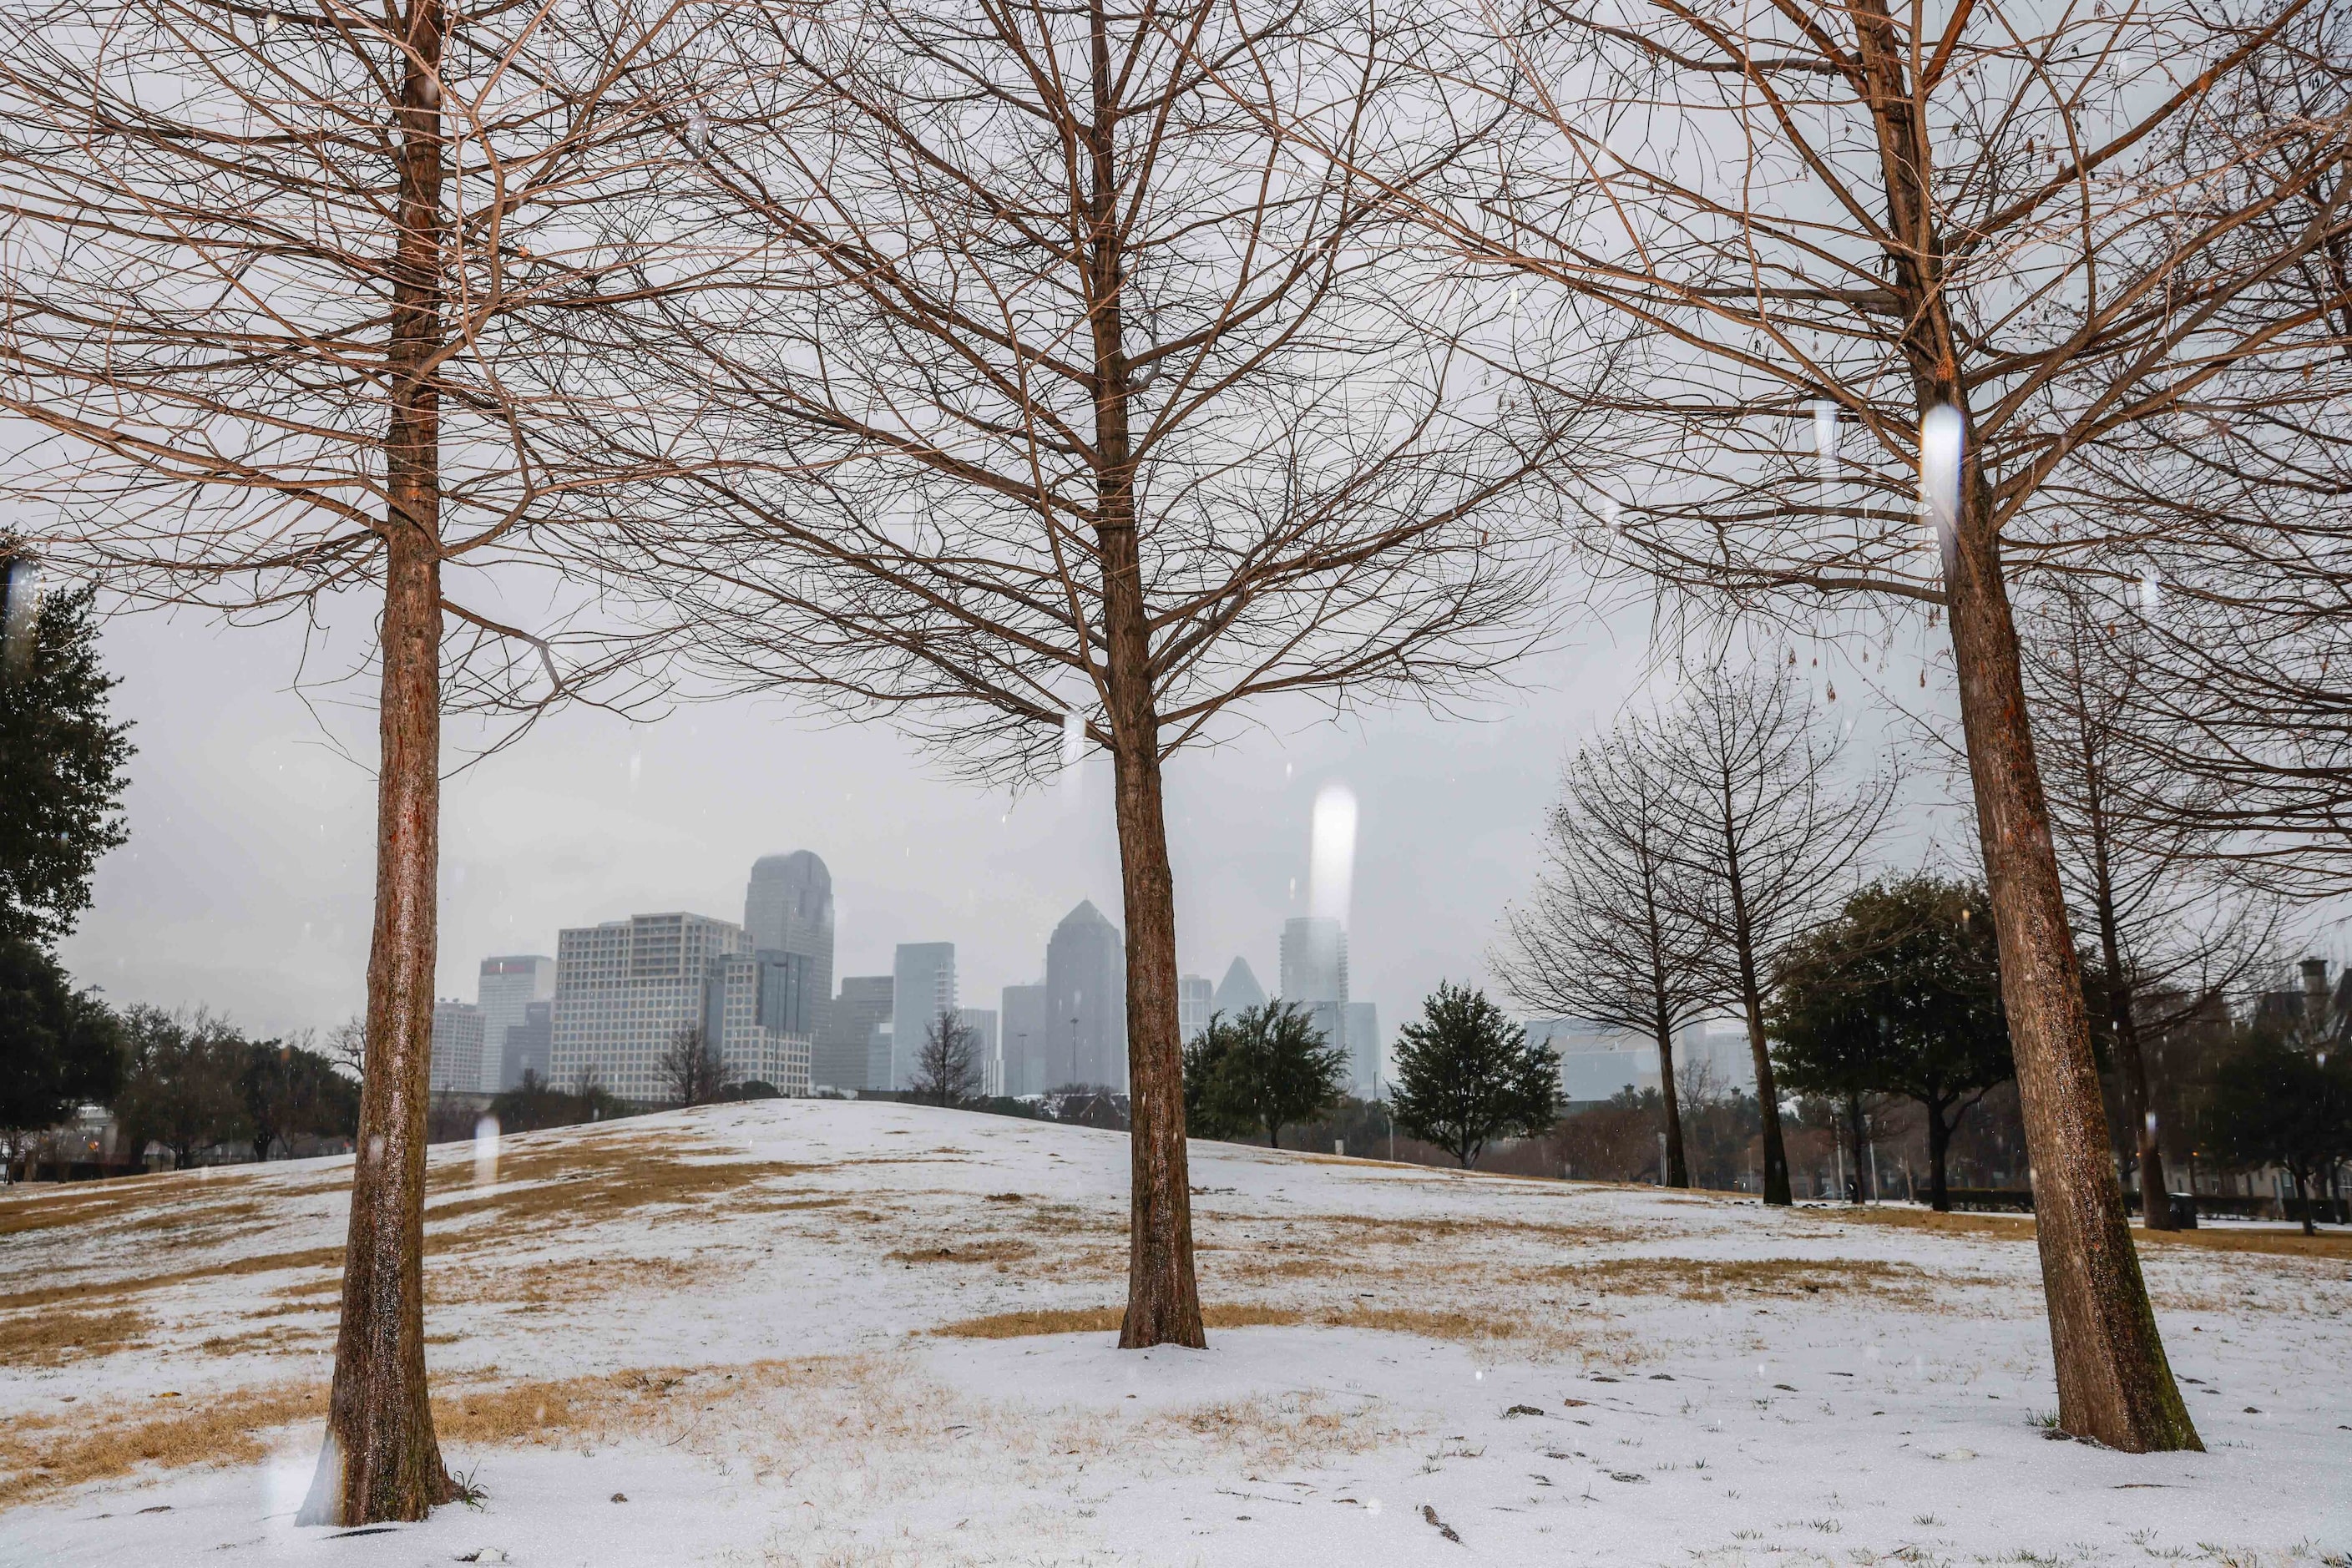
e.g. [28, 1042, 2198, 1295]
[1769, 875, 2014, 1211]
[113, 1006, 250, 1169]
[0, 938, 123, 1166]
[1186, 1003, 1350, 1149]
[240, 1038, 362, 1161]
[0, 542, 134, 947]
[2198, 1032, 2352, 1237]
[1390, 983, 1560, 1168]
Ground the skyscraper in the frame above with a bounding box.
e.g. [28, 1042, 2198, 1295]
[1279, 916, 1348, 1005]
[1177, 974, 1213, 1043]
[1046, 901, 1125, 1090]
[429, 1000, 484, 1094]
[959, 1007, 999, 1095]
[550, 913, 749, 1103]
[820, 975, 893, 1092]
[501, 1000, 553, 1089]
[891, 942, 958, 1090]
[999, 982, 1050, 1097]
[744, 852, 834, 1040]
[1342, 999, 1381, 1098]
[1212, 957, 1267, 1017]
[475, 955, 554, 1092]
[704, 950, 814, 1094]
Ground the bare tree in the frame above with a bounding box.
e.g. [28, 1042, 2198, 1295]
[1651, 665, 1893, 1207]
[2025, 597, 2284, 1228]
[656, 1024, 735, 1108]
[1494, 721, 1720, 1186]
[1313, 0, 2352, 1452]
[0, 0, 716, 1520]
[911, 1008, 983, 1108]
[585, 0, 1575, 1348]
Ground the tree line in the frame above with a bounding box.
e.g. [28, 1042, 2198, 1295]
[8, 0, 2351, 1505]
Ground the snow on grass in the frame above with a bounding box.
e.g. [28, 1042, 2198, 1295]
[2, 1097, 2347, 1565]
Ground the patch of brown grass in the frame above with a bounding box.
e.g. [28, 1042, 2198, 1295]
[885, 1239, 1037, 1267]
[1828, 1206, 2352, 1259]
[1559, 1255, 1940, 1302]
[426, 1253, 703, 1308]
[0, 1171, 220, 1237]
[0, 1246, 344, 1316]
[931, 1302, 1305, 1338]
[124, 1198, 268, 1235]
[0, 1381, 324, 1511]
[427, 1149, 810, 1233]
[0, 1308, 150, 1365]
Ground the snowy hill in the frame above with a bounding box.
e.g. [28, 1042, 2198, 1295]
[2, 1098, 2345, 1565]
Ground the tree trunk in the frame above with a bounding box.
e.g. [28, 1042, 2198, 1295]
[1653, 1011, 1689, 1188]
[2292, 1168, 2314, 1237]
[1848, 1091, 1868, 1205]
[1086, 0, 1202, 1354]
[299, 0, 459, 1522]
[1738, 979, 1791, 1205]
[2092, 873, 2169, 1231]
[1940, 451, 2200, 1453]
[1925, 1100, 1952, 1213]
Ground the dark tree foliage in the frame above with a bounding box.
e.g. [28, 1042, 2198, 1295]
[0, 937, 123, 1149]
[1183, 1004, 1350, 1149]
[240, 1038, 361, 1161]
[912, 1008, 983, 1107]
[488, 1069, 629, 1135]
[113, 1006, 250, 1169]
[0, 544, 134, 948]
[655, 1024, 734, 1109]
[1769, 876, 2014, 1211]
[1390, 983, 1561, 1168]
[2198, 1032, 2352, 1237]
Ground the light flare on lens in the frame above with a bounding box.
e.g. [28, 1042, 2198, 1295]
[1060, 710, 1085, 805]
[1309, 782, 1358, 928]
[473, 1115, 500, 1188]
[1920, 405, 1964, 573]
[1, 558, 42, 680]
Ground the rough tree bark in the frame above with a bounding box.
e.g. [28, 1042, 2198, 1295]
[299, 0, 460, 1520]
[1721, 826, 1793, 1206]
[1653, 998, 1688, 1190]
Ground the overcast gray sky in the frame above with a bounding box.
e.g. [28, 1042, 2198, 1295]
[60, 593, 1990, 1054]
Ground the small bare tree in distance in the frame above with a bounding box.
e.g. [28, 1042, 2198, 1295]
[913, 1009, 984, 1108]
[585, 0, 1581, 1349]
[1494, 719, 1722, 1187]
[657, 1024, 736, 1109]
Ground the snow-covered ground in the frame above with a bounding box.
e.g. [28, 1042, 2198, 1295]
[2, 1099, 2345, 1566]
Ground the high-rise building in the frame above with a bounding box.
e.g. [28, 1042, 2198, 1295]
[819, 975, 893, 1092]
[1212, 957, 1267, 1017]
[1046, 901, 1125, 1090]
[1177, 974, 1213, 1043]
[475, 955, 554, 1092]
[705, 950, 814, 1094]
[501, 1000, 553, 1090]
[890, 942, 957, 1090]
[999, 982, 1050, 1097]
[744, 852, 834, 1041]
[1531, 1017, 1663, 1105]
[429, 1000, 484, 1094]
[959, 1007, 999, 1095]
[550, 913, 750, 1103]
[1343, 999, 1381, 1098]
[1279, 916, 1348, 1005]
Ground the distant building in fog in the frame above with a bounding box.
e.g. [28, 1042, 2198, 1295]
[1342, 1000, 1380, 1098]
[1045, 901, 1125, 1090]
[1177, 974, 1213, 1043]
[501, 1000, 553, 1089]
[745, 852, 835, 1044]
[1211, 958, 1266, 1018]
[1530, 1017, 1662, 1105]
[959, 1007, 999, 1095]
[1279, 917, 1348, 1007]
[1000, 982, 1050, 1097]
[821, 976, 893, 1093]
[705, 949, 814, 1094]
[476, 955, 554, 1092]
[891, 943, 958, 1090]
[429, 999, 484, 1094]
[551, 912, 749, 1103]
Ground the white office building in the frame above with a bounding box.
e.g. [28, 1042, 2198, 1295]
[959, 1006, 1000, 1095]
[1177, 974, 1214, 1043]
[552, 913, 750, 1103]
[429, 1000, 485, 1094]
[476, 955, 555, 1092]
[704, 950, 813, 1095]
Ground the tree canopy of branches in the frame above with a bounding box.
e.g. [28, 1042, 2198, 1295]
[1390, 983, 1560, 1168]
[1770, 876, 2014, 1212]
[656, 1024, 735, 1109]
[2025, 599, 2280, 1227]
[1495, 717, 1719, 1188]
[588, 0, 1576, 1351]
[1343, 0, 2346, 1447]
[0, 542, 132, 948]
[912, 1009, 984, 1108]
[489, 1069, 627, 1136]
[1182, 1003, 1349, 1149]
[241, 1037, 362, 1162]
[2196, 1031, 2352, 1237]
[0, 0, 726, 1518]
[0, 939, 124, 1164]
[113, 1006, 250, 1171]
[1651, 665, 1892, 1206]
